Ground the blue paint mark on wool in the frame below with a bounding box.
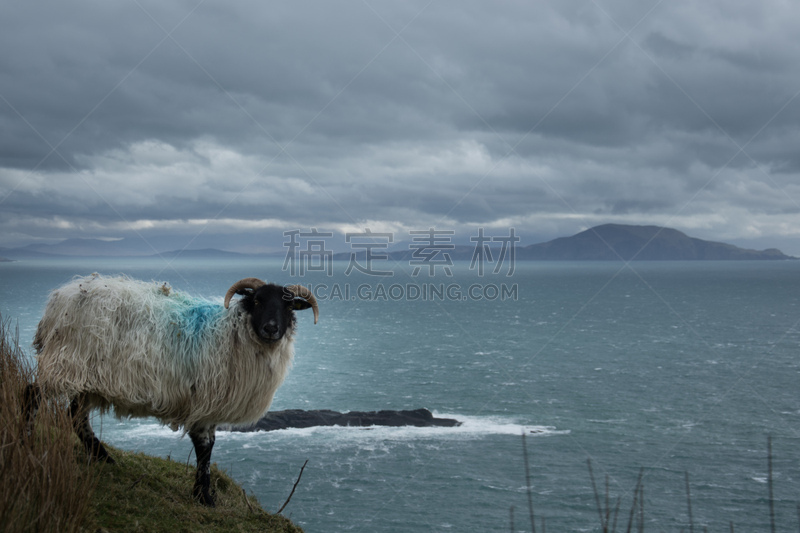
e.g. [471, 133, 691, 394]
[164, 294, 226, 368]
[176, 300, 223, 338]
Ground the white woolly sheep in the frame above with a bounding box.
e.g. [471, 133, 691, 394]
[25, 273, 319, 506]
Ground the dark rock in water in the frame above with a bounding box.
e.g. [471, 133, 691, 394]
[229, 408, 461, 432]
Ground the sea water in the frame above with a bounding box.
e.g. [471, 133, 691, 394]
[2, 258, 800, 531]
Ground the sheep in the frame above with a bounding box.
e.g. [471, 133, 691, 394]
[25, 273, 319, 506]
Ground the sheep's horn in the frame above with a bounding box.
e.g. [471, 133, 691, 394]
[224, 278, 267, 309]
[286, 285, 319, 324]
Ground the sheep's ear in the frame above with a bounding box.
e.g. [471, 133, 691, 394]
[292, 299, 312, 311]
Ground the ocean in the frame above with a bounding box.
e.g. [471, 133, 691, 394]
[2, 258, 800, 531]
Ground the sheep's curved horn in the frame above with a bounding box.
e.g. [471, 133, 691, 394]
[286, 285, 319, 324]
[224, 278, 267, 309]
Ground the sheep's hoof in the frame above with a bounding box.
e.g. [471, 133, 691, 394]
[88, 453, 115, 465]
[98, 454, 116, 465]
[193, 486, 216, 507]
[90, 441, 116, 464]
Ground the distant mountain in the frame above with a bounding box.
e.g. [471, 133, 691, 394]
[1, 224, 793, 261]
[0, 247, 58, 260]
[0, 256, 13, 262]
[519, 224, 793, 261]
[149, 248, 251, 259]
[0, 240, 252, 260]
[332, 245, 484, 262]
[0, 239, 256, 259]
[16, 238, 153, 257]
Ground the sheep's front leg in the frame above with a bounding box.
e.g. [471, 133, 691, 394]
[70, 394, 115, 464]
[189, 425, 216, 506]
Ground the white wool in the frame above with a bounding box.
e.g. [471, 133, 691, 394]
[35, 274, 294, 431]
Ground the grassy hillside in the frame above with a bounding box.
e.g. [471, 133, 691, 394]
[85, 445, 301, 533]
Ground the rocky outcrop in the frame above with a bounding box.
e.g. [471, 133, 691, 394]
[229, 408, 461, 432]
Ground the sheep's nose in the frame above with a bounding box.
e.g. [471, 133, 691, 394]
[261, 320, 279, 337]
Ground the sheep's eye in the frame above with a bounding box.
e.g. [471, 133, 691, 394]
[254, 300, 260, 307]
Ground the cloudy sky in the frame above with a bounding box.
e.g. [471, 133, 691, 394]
[2, 0, 800, 254]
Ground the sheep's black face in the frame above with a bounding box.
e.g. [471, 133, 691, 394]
[238, 284, 312, 343]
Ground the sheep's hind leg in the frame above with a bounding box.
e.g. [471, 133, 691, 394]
[70, 394, 115, 464]
[189, 425, 217, 506]
[22, 383, 41, 436]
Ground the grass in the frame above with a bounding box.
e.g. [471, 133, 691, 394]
[0, 314, 302, 533]
[0, 317, 97, 533]
[84, 445, 302, 533]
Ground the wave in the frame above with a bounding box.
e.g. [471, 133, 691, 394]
[97, 413, 569, 444]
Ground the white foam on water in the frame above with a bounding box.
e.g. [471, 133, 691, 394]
[96, 418, 186, 446]
[95, 413, 568, 448]
[215, 412, 568, 444]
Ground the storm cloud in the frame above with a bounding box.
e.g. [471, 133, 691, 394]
[2, 0, 800, 253]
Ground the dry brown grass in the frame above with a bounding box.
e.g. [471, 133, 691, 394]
[0, 315, 99, 533]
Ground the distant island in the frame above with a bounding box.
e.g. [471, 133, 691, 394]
[342, 224, 794, 262]
[0, 224, 794, 261]
[517, 224, 794, 261]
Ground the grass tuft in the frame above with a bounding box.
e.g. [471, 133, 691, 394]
[0, 315, 98, 533]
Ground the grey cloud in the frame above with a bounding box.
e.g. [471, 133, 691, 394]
[2, 0, 800, 251]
